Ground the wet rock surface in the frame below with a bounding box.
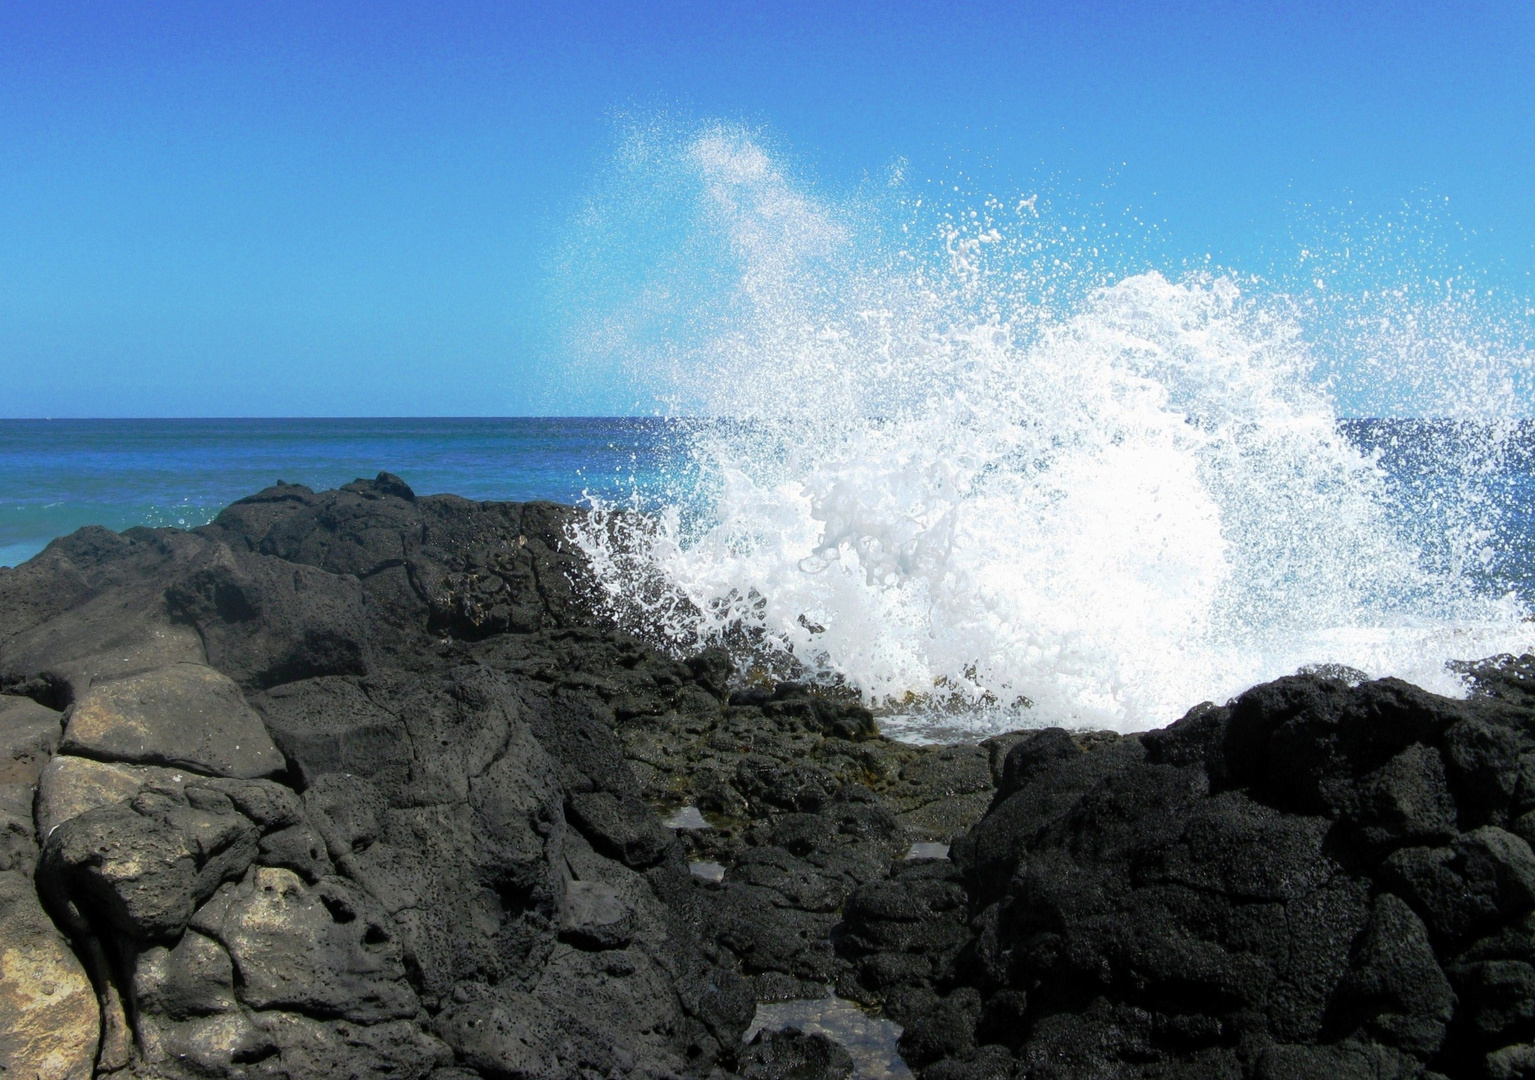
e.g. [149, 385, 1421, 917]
[5, 474, 1535, 1079]
[740, 1027, 855, 1080]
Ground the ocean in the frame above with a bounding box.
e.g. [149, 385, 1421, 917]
[0, 417, 685, 568]
[8, 133, 1535, 738]
[4, 415, 1534, 740]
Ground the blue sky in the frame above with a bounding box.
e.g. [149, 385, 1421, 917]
[1, 1, 1531, 417]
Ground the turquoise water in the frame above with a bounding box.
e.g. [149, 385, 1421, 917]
[0, 418, 685, 568]
[5, 415, 1535, 600]
[6, 415, 1535, 732]
[5, 419, 1535, 594]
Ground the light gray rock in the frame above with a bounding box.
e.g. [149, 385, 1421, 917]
[34, 754, 183, 839]
[2, 565, 207, 706]
[129, 928, 268, 1075]
[191, 866, 419, 1023]
[533, 943, 686, 1073]
[139, 1010, 268, 1075]
[561, 879, 635, 949]
[34, 754, 304, 842]
[258, 821, 335, 883]
[43, 805, 199, 939]
[1487, 1043, 1535, 1080]
[434, 990, 622, 1080]
[40, 796, 259, 941]
[566, 789, 674, 868]
[131, 928, 240, 1019]
[245, 1012, 449, 1080]
[61, 662, 284, 779]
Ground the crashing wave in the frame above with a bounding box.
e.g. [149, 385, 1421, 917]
[562, 123, 1532, 734]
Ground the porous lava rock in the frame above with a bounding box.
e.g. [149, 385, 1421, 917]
[853, 663, 1535, 1080]
[8, 473, 1535, 1080]
[0, 475, 1001, 1080]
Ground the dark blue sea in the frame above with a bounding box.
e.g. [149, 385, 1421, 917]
[0, 418, 690, 568]
[5, 416, 1535, 733]
[2, 417, 1534, 593]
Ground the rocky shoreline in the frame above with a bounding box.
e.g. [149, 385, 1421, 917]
[4, 474, 1535, 1080]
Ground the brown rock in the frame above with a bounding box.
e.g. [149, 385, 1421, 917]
[0, 869, 99, 1080]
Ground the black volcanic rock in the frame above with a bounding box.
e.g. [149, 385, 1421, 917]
[0, 475, 1012, 1080]
[739, 1028, 853, 1080]
[0, 478, 703, 1079]
[901, 674, 1535, 1080]
[8, 474, 1535, 1080]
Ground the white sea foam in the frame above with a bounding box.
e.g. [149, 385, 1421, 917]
[563, 124, 1534, 735]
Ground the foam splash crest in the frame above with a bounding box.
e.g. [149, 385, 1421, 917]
[566, 125, 1532, 734]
